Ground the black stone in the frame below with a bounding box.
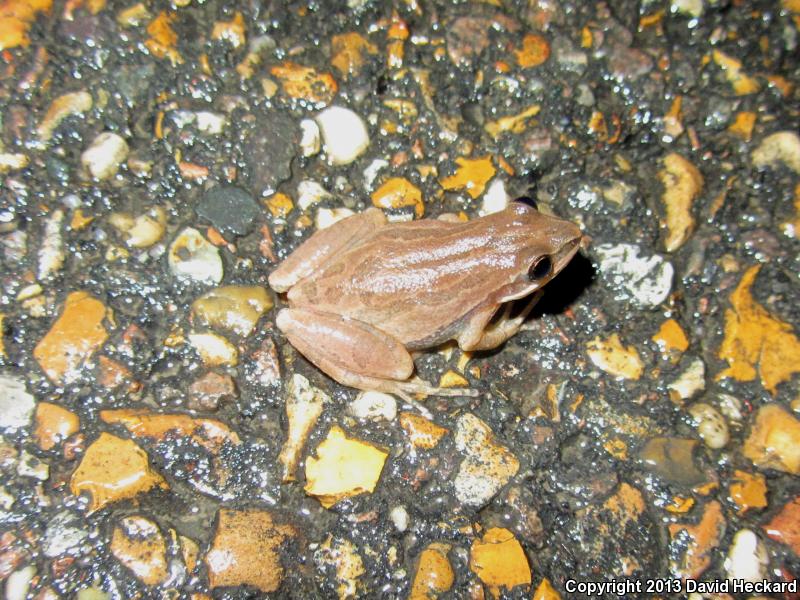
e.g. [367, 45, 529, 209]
[244, 110, 298, 197]
[196, 185, 260, 238]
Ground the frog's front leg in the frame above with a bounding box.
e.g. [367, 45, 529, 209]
[457, 291, 543, 351]
[276, 308, 477, 398]
[268, 208, 386, 292]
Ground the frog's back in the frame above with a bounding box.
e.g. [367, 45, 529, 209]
[288, 215, 526, 346]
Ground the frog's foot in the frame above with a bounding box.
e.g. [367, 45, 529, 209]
[464, 290, 544, 351]
[386, 376, 479, 399]
[375, 377, 478, 419]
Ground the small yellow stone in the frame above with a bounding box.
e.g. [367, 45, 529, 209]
[179, 535, 200, 573]
[116, 3, 151, 28]
[100, 408, 239, 453]
[34, 402, 80, 451]
[652, 318, 689, 357]
[71, 433, 167, 512]
[586, 333, 644, 380]
[532, 577, 562, 600]
[191, 285, 272, 337]
[270, 61, 338, 106]
[305, 425, 388, 508]
[265, 192, 294, 218]
[659, 153, 703, 253]
[668, 500, 724, 579]
[70, 209, 95, 231]
[728, 111, 756, 141]
[440, 156, 496, 199]
[743, 404, 800, 475]
[316, 535, 366, 599]
[717, 265, 800, 394]
[712, 50, 760, 95]
[752, 131, 800, 174]
[110, 516, 169, 586]
[37, 91, 93, 142]
[581, 26, 593, 48]
[383, 99, 418, 126]
[729, 469, 768, 515]
[439, 370, 469, 388]
[145, 11, 183, 66]
[331, 32, 377, 78]
[409, 543, 454, 599]
[470, 527, 531, 598]
[371, 177, 424, 218]
[514, 34, 549, 68]
[211, 11, 245, 48]
[484, 105, 540, 140]
[205, 509, 295, 592]
[665, 496, 695, 514]
[602, 438, 628, 460]
[0, 0, 53, 51]
[399, 412, 448, 450]
[663, 96, 683, 138]
[34, 291, 111, 384]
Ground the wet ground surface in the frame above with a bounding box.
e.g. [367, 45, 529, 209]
[1, 0, 800, 598]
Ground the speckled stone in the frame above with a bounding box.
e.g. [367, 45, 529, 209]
[245, 111, 298, 196]
[197, 185, 260, 238]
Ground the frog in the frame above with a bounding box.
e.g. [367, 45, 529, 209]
[268, 198, 582, 400]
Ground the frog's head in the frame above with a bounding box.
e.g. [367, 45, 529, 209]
[493, 198, 582, 302]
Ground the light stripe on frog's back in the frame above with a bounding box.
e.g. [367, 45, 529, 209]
[305, 218, 527, 343]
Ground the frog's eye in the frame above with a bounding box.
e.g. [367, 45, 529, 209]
[513, 196, 538, 210]
[528, 256, 552, 281]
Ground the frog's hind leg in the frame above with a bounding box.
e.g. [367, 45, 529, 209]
[268, 208, 386, 292]
[276, 308, 478, 399]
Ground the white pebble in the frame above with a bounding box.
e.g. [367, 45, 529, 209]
[389, 505, 409, 532]
[0, 153, 28, 172]
[110, 206, 166, 248]
[17, 450, 49, 481]
[348, 391, 397, 421]
[315, 106, 370, 165]
[716, 393, 743, 423]
[752, 131, 800, 174]
[595, 243, 674, 307]
[81, 132, 129, 180]
[5, 565, 36, 600]
[43, 511, 90, 557]
[688, 402, 729, 449]
[195, 111, 227, 135]
[76, 585, 111, 600]
[16, 283, 42, 302]
[37, 209, 65, 280]
[363, 159, 388, 191]
[188, 332, 238, 367]
[297, 180, 332, 210]
[299, 119, 321, 157]
[671, 0, 704, 18]
[667, 358, 706, 402]
[480, 179, 509, 215]
[724, 529, 768, 583]
[0, 374, 36, 431]
[125, 206, 167, 248]
[0, 486, 14, 511]
[316, 207, 354, 230]
[167, 227, 223, 284]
